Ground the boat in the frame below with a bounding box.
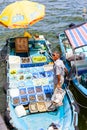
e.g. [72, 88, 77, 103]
[3, 35, 78, 130]
[58, 22, 87, 98]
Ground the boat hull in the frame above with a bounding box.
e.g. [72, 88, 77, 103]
[3, 35, 79, 130]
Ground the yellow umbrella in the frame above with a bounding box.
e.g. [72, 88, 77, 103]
[0, 1, 45, 29]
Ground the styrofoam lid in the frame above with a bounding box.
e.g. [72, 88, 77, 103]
[9, 88, 19, 97]
[15, 105, 26, 117]
[44, 64, 53, 71]
[39, 35, 45, 39]
[9, 56, 21, 64]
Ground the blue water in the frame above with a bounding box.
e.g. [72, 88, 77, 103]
[0, 0, 87, 130]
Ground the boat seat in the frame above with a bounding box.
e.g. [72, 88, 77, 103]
[15, 37, 29, 57]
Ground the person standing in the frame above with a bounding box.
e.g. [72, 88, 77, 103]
[48, 51, 68, 110]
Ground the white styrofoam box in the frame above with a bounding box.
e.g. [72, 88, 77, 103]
[9, 56, 21, 69]
[15, 105, 26, 117]
[51, 88, 66, 104]
[9, 81, 18, 88]
[9, 88, 19, 98]
[9, 56, 21, 64]
[9, 63, 21, 69]
[39, 35, 45, 40]
[44, 64, 53, 71]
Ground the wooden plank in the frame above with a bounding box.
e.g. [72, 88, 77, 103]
[0, 114, 8, 130]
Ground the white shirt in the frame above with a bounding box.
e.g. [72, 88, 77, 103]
[53, 59, 66, 84]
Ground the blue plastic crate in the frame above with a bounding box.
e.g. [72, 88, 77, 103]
[11, 96, 20, 106]
[17, 69, 24, 74]
[18, 81, 25, 87]
[19, 87, 27, 95]
[45, 93, 52, 101]
[23, 68, 31, 74]
[48, 77, 54, 84]
[21, 62, 46, 68]
[25, 73, 32, 80]
[32, 72, 39, 79]
[35, 86, 42, 93]
[27, 87, 35, 94]
[43, 85, 51, 94]
[45, 71, 53, 77]
[28, 94, 36, 102]
[39, 71, 46, 78]
[49, 84, 54, 93]
[20, 95, 29, 105]
[25, 80, 33, 87]
[36, 93, 45, 102]
[21, 63, 34, 68]
[36, 66, 44, 72]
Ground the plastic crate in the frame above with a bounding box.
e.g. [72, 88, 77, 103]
[39, 71, 46, 78]
[27, 87, 35, 94]
[21, 63, 34, 68]
[29, 103, 38, 113]
[35, 86, 42, 93]
[36, 93, 45, 102]
[45, 71, 53, 77]
[25, 73, 32, 80]
[43, 85, 51, 94]
[25, 80, 34, 87]
[37, 102, 47, 112]
[9, 81, 18, 88]
[48, 77, 54, 84]
[20, 95, 29, 105]
[18, 81, 25, 87]
[11, 96, 20, 106]
[49, 84, 54, 93]
[32, 72, 39, 79]
[45, 93, 52, 101]
[21, 62, 47, 68]
[19, 88, 27, 95]
[21, 57, 30, 64]
[17, 69, 24, 74]
[28, 94, 36, 102]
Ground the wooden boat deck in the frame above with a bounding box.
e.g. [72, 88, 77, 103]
[0, 114, 8, 130]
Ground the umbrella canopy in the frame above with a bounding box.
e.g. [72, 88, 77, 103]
[0, 1, 45, 29]
[65, 23, 87, 49]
